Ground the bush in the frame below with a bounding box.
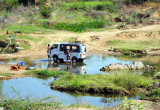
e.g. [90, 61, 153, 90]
[53, 20, 105, 32]
[6, 0, 19, 11]
[0, 0, 19, 11]
[39, 0, 51, 18]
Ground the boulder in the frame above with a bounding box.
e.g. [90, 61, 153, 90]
[100, 62, 155, 71]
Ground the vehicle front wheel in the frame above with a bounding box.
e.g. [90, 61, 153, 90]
[72, 58, 77, 63]
[53, 56, 58, 62]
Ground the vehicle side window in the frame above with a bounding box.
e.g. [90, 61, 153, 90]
[66, 45, 71, 50]
[51, 44, 58, 50]
[60, 45, 65, 51]
[72, 46, 79, 52]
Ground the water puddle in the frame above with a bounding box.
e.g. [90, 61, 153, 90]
[0, 77, 140, 107]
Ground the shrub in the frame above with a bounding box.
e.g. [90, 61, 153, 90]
[39, 0, 51, 18]
[53, 20, 105, 32]
[1, 0, 19, 11]
[146, 88, 160, 98]
[40, 5, 51, 18]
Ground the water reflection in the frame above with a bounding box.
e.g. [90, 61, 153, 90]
[34, 55, 132, 75]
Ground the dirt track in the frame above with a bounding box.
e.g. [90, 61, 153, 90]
[0, 24, 160, 60]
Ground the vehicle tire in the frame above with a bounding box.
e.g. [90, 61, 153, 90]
[72, 58, 77, 63]
[78, 59, 83, 62]
[59, 59, 64, 63]
[53, 56, 58, 62]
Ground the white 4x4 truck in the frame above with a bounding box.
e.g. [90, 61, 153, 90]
[48, 43, 86, 63]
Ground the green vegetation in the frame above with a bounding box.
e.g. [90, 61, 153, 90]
[40, 0, 51, 18]
[0, 73, 14, 76]
[0, 96, 62, 110]
[0, 0, 19, 11]
[145, 88, 160, 100]
[60, 1, 117, 13]
[52, 71, 154, 93]
[121, 97, 143, 110]
[107, 39, 160, 51]
[27, 69, 67, 78]
[53, 20, 106, 32]
[0, 87, 62, 110]
[4, 24, 53, 34]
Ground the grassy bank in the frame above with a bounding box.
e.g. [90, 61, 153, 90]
[107, 39, 160, 55]
[51, 71, 154, 94]
[26, 69, 67, 78]
[144, 88, 160, 100]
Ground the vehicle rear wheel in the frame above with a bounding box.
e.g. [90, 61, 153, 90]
[53, 56, 58, 62]
[72, 58, 77, 63]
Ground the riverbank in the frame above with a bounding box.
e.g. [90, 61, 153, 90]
[51, 72, 154, 95]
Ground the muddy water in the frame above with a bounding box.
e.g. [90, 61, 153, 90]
[0, 77, 140, 107]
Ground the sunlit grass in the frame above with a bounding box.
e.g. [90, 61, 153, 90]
[107, 39, 160, 51]
[27, 69, 67, 78]
[52, 71, 154, 92]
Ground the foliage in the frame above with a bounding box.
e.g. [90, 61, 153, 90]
[121, 97, 143, 110]
[60, 1, 117, 13]
[52, 71, 153, 92]
[53, 20, 106, 32]
[0, 87, 62, 110]
[0, 0, 19, 11]
[28, 69, 67, 78]
[39, 0, 51, 18]
[145, 88, 160, 100]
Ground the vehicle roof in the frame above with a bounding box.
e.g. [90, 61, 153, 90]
[52, 43, 86, 46]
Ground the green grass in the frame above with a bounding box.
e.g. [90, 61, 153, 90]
[144, 88, 160, 100]
[106, 39, 160, 51]
[53, 20, 106, 32]
[0, 73, 14, 76]
[60, 1, 117, 13]
[2, 24, 54, 34]
[17, 35, 44, 42]
[0, 35, 8, 39]
[27, 69, 67, 78]
[52, 71, 154, 93]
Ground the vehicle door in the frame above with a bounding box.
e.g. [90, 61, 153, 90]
[50, 44, 59, 58]
[59, 44, 67, 60]
[71, 45, 80, 59]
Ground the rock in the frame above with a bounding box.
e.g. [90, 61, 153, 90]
[115, 17, 123, 22]
[16, 47, 24, 50]
[153, 82, 160, 89]
[100, 62, 155, 71]
[0, 76, 6, 79]
[133, 62, 145, 69]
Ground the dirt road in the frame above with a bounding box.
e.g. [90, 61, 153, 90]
[0, 24, 160, 59]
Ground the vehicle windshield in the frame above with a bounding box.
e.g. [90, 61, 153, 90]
[80, 46, 86, 52]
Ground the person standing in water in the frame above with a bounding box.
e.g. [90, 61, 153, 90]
[47, 44, 51, 60]
[66, 49, 72, 63]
